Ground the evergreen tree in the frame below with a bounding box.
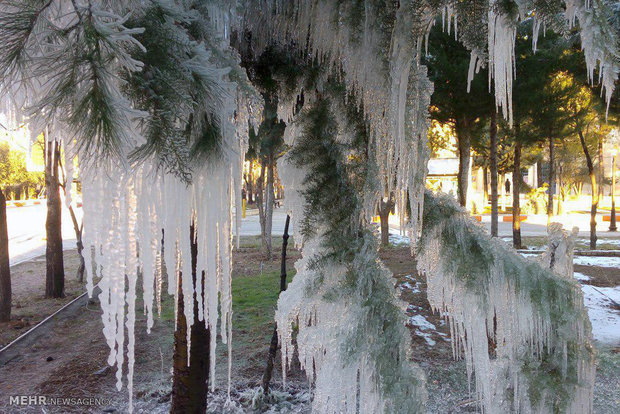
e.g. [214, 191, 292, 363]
[425, 24, 493, 208]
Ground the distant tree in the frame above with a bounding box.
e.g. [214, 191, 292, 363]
[560, 71, 615, 249]
[58, 157, 85, 282]
[510, 25, 572, 246]
[426, 25, 493, 207]
[0, 186, 10, 322]
[0, 142, 43, 199]
[242, 46, 303, 257]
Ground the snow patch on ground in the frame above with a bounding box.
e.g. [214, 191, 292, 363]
[408, 314, 437, 331]
[574, 256, 620, 268]
[574, 272, 592, 281]
[399, 275, 421, 293]
[415, 330, 436, 346]
[389, 232, 410, 246]
[407, 314, 442, 346]
[519, 251, 620, 344]
[580, 285, 620, 345]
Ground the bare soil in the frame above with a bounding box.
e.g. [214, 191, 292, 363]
[575, 264, 620, 288]
[0, 244, 617, 413]
[0, 250, 85, 348]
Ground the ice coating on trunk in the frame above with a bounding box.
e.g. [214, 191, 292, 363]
[539, 223, 579, 279]
[417, 193, 595, 413]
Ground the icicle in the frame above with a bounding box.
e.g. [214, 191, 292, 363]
[532, 18, 542, 53]
[418, 193, 595, 414]
[487, 1, 516, 126]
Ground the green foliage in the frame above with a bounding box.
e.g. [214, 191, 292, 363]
[425, 22, 492, 148]
[124, 3, 227, 180]
[286, 94, 426, 411]
[0, 0, 54, 79]
[420, 191, 594, 412]
[0, 143, 43, 197]
[242, 46, 312, 164]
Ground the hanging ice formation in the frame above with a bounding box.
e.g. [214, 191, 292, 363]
[236, 1, 609, 413]
[418, 193, 595, 413]
[0, 1, 260, 411]
[0, 0, 616, 413]
[276, 96, 427, 413]
[240, 1, 435, 246]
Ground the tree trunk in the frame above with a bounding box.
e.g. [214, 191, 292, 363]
[264, 153, 275, 258]
[246, 159, 254, 204]
[257, 163, 267, 249]
[598, 137, 604, 201]
[490, 109, 498, 237]
[557, 165, 564, 216]
[512, 140, 523, 249]
[45, 140, 64, 298]
[378, 195, 394, 246]
[537, 160, 543, 188]
[579, 130, 598, 250]
[482, 166, 489, 206]
[262, 214, 290, 395]
[456, 126, 471, 207]
[58, 154, 85, 282]
[171, 223, 210, 414]
[0, 188, 11, 322]
[547, 136, 555, 223]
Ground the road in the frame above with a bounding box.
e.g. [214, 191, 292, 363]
[7, 203, 80, 266]
[9, 202, 619, 266]
[6, 203, 290, 265]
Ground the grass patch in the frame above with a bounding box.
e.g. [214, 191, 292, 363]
[237, 235, 297, 249]
[232, 269, 295, 346]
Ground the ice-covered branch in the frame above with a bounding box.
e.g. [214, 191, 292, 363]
[418, 192, 595, 413]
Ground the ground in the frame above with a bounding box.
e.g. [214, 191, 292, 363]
[0, 236, 619, 413]
[0, 250, 85, 347]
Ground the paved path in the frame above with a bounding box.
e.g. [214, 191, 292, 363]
[9, 202, 618, 266]
[7, 203, 79, 267]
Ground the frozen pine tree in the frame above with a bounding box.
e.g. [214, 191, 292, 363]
[0, 0, 617, 413]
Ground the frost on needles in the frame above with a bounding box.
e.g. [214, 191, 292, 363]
[418, 193, 595, 413]
[0, 0, 616, 413]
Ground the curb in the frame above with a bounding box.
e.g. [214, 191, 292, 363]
[518, 250, 620, 257]
[0, 285, 100, 366]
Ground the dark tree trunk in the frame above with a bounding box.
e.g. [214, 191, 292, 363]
[246, 159, 254, 203]
[257, 163, 267, 250]
[512, 140, 523, 249]
[456, 125, 471, 207]
[59, 155, 85, 282]
[262, 214, 290, 395]
[598, 137, 604, 200]
[490, 109, 498, 237]
[483, 166, 489, 206]
[0, 188, 11, 322]
[537, 160, 543, 188]
[75, 231, 85, 282]
[45, 140, 64, 298]
[547, 135, 555, 223]
[579, 130, 598, 250]
[264, 153, 275, 258]
[171, 223, 210, 414]
[378, 195, 394, 246]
